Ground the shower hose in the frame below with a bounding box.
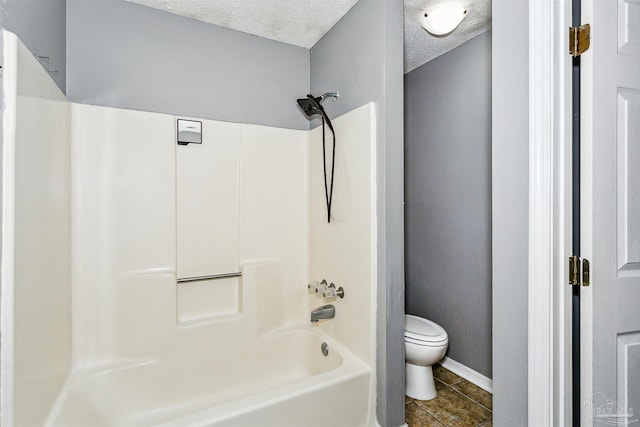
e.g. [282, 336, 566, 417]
[321, 115, 336, 223]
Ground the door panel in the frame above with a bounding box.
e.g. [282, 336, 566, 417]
[585, 0, 640, 425]
[617, 333, 640, 420]
[618, 0, 640, 55]
[616, 88, 640, 273]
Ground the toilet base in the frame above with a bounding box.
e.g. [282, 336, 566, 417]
[405, 363, 437, 400]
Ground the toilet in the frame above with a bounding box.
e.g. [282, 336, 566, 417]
[404, 314, 449, 400]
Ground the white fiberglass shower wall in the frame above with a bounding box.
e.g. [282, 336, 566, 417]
[1, 31, 377, 426]
[1, 31, 72, 427]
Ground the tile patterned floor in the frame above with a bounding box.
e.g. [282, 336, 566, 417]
[405, 365, 492, 427]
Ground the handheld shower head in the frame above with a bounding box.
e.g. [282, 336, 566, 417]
[296, 95, 323, 118]
[296, 92, 339, 119]
[295, 92, 339, 223]
[296, 94, 336, 132]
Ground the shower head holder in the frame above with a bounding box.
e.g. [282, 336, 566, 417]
[319, 92, 339, 103]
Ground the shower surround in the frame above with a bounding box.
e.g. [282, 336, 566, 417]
[1, 31, 377, 426]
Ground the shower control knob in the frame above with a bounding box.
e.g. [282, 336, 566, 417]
[308, 279, 328, 294]
[316, 280, 329, 294]
[308, 280, 320, 293]
[322, 283, 345, 300]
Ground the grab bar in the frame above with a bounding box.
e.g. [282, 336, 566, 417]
[177, 272, 242, 284]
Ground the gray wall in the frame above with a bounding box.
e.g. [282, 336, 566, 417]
[311, 1, 405, 426]
[492, 0, 528, 424]
[404, 31, 492, 378]
[66, 0, 310, 130]
[0, 0, 66, 91]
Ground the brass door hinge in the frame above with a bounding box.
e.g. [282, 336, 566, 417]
[582, 259, 590, 287]
[569, 256, 590, 286]
[569, 24, 591, 57]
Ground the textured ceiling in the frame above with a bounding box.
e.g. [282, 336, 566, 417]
[126, 0, 491, 73]
[404, 0, 491, 72]
[126, 0, 360, 49]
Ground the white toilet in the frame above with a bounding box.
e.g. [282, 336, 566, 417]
[404, 314, 449, 400]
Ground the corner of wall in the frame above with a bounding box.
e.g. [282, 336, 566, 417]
[6, 33, 71, 426]
[310, 1, 405, 425]
[491, 0, 529, 424]
[0, 0, 66, 93]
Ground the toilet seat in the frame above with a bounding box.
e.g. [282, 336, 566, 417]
[404, 335, 448, 347]
[405, 315, 448, 344]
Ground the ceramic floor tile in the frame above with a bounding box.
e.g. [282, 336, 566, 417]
[451, 380, 493, 411]
[406, 395, 415, 404]
[415, 388, 492, 427]
[435, 378, 448, 391]
[405, 402, 447, 427]
[433, 365, 463, 386]
[479, 421, 493, 427]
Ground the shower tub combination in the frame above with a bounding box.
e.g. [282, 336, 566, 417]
[41, 261, 375, 426]
[1, 31, 377, 426]
[46, 327, 372, 426]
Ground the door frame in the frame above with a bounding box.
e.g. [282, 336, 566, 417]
[527, 0, 573, 425]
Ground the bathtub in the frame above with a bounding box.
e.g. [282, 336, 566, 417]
[45, 327, 373, 426]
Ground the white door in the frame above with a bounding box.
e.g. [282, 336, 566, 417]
[583, 0, 640, 425]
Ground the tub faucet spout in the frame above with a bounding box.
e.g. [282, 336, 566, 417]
[310, 304, 335, 323]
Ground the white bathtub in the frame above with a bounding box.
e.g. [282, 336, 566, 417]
[45, 327, 373, 426]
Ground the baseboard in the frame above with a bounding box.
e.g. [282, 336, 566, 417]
[439, 357, 493, 393]
[375, 422, 407, 427]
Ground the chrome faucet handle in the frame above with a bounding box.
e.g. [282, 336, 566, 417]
[322, 283, 345, 300]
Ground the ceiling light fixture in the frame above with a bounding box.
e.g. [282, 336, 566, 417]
[421, 4, 467, 36]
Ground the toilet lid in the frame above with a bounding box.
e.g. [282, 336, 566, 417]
[405, 314, 448, 343]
